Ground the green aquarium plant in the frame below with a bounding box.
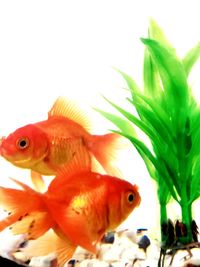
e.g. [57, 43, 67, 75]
[96, 19, 200, 246]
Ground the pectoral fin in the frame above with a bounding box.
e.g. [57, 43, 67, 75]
[31, 170, 46, 193]
[21, 229, 76, 267]
[45, 199, 97, 254]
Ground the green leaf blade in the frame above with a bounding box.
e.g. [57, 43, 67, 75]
[93, 108, 136, 136]
[182, 42, 200, 76]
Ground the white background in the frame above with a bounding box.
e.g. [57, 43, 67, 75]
[0, 0, 200, 238]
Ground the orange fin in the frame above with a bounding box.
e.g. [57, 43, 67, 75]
[45, 196, 98, 254]
[31, 170, 46, 193]
[9, 177, 37, 192]
[0, 183, 29, 231]
[11, 211, 54, 239]
[0, 180, 51, 237]
[22, 229, 77, 267]
[0, 181, 35, 213]
[0, 212, 25, 232]
[48, 96, 92, 131]
[89, 133, 124, 177]
[48, 145, 91, 192]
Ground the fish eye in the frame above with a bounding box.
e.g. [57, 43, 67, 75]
[16, 137, 29, 149]
[127, 192, 134, 203]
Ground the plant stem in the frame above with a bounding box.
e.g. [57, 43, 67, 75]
[180, 185, 193, 243]
[160, 202, 168, 244]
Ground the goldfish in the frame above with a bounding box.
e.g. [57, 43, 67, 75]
[0, 97, 122, 191]
[0, 147, 141, 267]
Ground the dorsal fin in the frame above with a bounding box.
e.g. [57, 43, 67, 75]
[48, 144, 92, 192]
[48, 97, 92, 131]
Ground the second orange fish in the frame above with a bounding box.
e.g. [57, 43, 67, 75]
[0, 147, 141, 266]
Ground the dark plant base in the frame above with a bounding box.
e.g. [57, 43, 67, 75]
[158, 242, 200, 267]
[158, 219, 200, 266]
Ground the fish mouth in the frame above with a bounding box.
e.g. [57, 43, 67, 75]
[10, 157, 35, 169]
[0, 146, 32, 165]
[12, 157, 33, 164]
[2, 153, 33, 166]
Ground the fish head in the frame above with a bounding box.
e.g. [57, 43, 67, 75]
[106, 178, 141, 229]
[0, 124, 49, 168]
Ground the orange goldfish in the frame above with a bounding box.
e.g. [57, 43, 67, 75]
[0, 148, 141, 266]
[0, 97, 122, 191]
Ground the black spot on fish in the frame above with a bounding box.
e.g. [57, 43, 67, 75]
[73, 209, 80, 215]
[27, 234, 34, 240]
[18, 216, 23, 221]
[44, 156, 50, 163]
[29, 220, 35, 229]
[19, 240, 28, 248]
[27, 220, 36, 238]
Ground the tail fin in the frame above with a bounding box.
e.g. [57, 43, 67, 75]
[0, 179, 54, 239]
[88, 133, 124, 177]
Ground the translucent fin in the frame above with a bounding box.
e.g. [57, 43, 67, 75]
[90, 155, 106, 174]
[22, 229, 77, 267]
[0, 180, 52, 238]
[11, 211, 54, 239]
[31, 170, 47, 193]
[48, 96, 91, 131]
[48, 145, 91, 192]
[9, 177, 36, 192]
[0, 182, 36, 213]
[0, 212, 25, 232]
[88, 133, 124, 178]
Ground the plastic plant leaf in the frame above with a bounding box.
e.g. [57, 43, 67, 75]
[189, 155, 200, 203]
[93, 108, 136, 136]
[113, 68, 141, 95]
[113, 68, 145, 120]
[103, 96, 160, 143]
[141, 38, 189, 131]
[157, 174, 171, 206]
[159, 157, 181, 197]
[148, 18, 174, 51]
[127, 98, 178, 172]
[127, 97, 174, 148]
[113, 130, 179, 202]
[182, 42, 200, 76]
[141, 38, 188, 98]
[188, 113, 200, 161]
[137, 149, 157, 181]
[143, 48, 163, 98]
[143, 18, 172, 98]
[127, 94, 173, 136]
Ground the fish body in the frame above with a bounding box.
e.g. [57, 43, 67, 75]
[0, 150, 141, 266]
[45, 171, 141, 253]
[0, 97, 121, 177]
[1, 117, 90, 175]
